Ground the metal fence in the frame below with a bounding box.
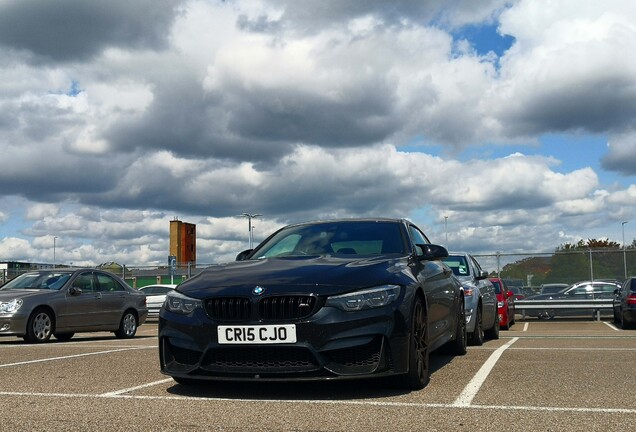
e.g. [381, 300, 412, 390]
[2, 248, 635, 289]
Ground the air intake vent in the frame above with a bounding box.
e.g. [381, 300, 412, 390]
[259, 296, 317, 320]
[205, 297, 251, 321]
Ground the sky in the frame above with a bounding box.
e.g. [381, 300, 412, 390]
[0, 0, 635, 268]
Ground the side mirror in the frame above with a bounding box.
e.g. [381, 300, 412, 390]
[506, 290, 514, 299]
[236, 249, 254, 261]
[69, 286, 83, 296]
[416, 244, 448, 261]
[475, 270, 488, 280]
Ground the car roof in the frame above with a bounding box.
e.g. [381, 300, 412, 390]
[281, 218, 408, 229]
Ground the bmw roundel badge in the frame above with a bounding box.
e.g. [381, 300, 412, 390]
[253, 286, 265, 296]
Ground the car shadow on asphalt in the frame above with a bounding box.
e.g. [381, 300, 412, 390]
[165, 351, 456, 400]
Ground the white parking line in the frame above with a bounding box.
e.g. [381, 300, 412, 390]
[603, 321, 620, 331]
[523, 322, 529, 331]
[0, 347, 154, 368]
[101, 379, 174, 397]
[453, 337, 519, 407]
[2, 390, 636, 415]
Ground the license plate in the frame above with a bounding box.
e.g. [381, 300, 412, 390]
[217, 325, 297, 344]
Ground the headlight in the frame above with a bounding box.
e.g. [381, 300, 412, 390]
[326, 285, 401, 312]
[497, 300, 504, 307]
[0, 299, 23, 313]
[164, 291, 202, 315]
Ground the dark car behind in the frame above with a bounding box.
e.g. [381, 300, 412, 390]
[613, 277, 636, 329]
[526, 280, 621, 319]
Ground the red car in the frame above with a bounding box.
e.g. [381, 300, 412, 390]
[489, 278, 515, 330]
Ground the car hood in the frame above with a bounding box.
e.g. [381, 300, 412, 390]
[0, 289, 54, 301]
[178, 255, 411, 298]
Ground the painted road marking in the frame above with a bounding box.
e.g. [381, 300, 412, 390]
[101, 379, 174, 396]
[453, 337, 519, 407]
[1, 390, 636, 414]
[0, 347, 153, 368]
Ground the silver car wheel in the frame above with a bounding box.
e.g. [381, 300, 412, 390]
[115, 311, 138, 339]
[123, 313, 136, 336]
[32, 312, 52, 341]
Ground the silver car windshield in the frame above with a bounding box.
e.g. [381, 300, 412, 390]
[441, 256, 470, 277]
[1, 272, 72, 290]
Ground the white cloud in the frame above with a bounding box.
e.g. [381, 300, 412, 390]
[0, 0, 634, 267]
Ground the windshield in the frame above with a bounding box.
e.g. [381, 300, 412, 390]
[251, 221, 406, 259]
[1, 272, 72, 290]
[441, 256, 470, 277]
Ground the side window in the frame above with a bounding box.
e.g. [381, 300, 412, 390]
[470, 256, 483, 275]
[571, 285, 590, 296]
[598, 284, 616, 294]
[96, 274, 124, 292]
[73, 272, 95, 292]
[409, 226, 429, 256]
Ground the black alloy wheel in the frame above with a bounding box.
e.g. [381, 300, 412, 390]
[398, 297, 430, 389]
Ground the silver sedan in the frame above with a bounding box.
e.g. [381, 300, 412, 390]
[0, 268, 148, 343]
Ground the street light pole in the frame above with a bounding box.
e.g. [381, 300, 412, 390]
[623, 221, 629, 280]
[240, 213, 262, 249]
[53, 236, 58, 268]
[444, 215, 448, 247]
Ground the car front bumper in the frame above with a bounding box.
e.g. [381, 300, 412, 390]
[158, 303, 410, 382]
[0, 312, 29, 337]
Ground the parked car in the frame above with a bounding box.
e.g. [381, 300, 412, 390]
[159, 218, 467, 389]
[526, 280, 622, 319]
[539, 283, 568, 295]
[0, 268, 147, 343]
[508, 286, 527, 301]
[441, 252, 499, 345]
[613, 277, 636, 329]
[138, 284, 176, 318]
[489, 277, 515, 330]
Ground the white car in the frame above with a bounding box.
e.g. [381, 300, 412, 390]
[138, 284, 176, 318]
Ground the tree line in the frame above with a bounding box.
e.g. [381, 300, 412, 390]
[499, 239, 636, 286]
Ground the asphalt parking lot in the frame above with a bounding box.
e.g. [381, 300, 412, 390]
[1, 318, 635, 431]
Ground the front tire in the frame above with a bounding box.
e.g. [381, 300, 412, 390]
[485, 308, 500, 340]
[115, 311, 138, 339]
[469, 306, 484, 346]
[398, 297, 429, 390]
[444, 298, 467, 356]
[24, 309, 54, 343]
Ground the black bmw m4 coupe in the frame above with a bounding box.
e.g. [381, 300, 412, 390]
[159, 218, 466, 389]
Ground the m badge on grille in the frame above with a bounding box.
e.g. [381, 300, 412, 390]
[252, 286, 265, 296]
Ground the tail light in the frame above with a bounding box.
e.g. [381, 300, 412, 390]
[627, 294, 636, 305]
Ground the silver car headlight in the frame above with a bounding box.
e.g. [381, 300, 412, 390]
[326, 285, 401, 312]
[164, 291, 202, 315]
[0, 298, 23, 313]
